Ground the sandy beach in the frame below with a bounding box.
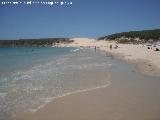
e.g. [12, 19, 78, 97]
[15, 38, 160, 120]
[15, 77, 160, 120]
[15, 58, 160, 120]
[56, 38, 160, 76]
[1, 0, 160, 119]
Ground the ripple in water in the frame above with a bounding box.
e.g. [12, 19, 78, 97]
[0, 48, 112, 120]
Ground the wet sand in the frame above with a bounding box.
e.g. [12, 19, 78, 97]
[15, 55, 160, 120]
[55, 38, 160, 77]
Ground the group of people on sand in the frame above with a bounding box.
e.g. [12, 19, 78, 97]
[93, 44, 118, 51]
[109, 44, 118, 50]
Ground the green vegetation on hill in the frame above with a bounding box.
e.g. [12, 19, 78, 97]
[98, 29, 160, 43]
[0, 38, 73, 47]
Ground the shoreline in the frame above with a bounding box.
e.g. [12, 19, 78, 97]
[54, 38, 160, 77]
[98, 44, 160, 77]
[14, 38, 160, 120]
[29, 80, 111, 113]
[14, 48, 160, 120]
[100, 48, 160, 77]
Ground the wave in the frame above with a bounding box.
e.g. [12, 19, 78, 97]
[29, 80, 111, 112]
[0, 47, 113, 119]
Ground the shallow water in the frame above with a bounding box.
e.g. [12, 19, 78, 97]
[0, 47, 112, 120]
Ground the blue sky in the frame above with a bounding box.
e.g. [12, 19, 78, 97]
[0, 0, 160, 39]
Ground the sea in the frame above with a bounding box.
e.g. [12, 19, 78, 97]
[0, 47, 112, 120]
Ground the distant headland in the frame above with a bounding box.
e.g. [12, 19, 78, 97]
[98, 29, 160, 44]
[0, 38, 73, 47]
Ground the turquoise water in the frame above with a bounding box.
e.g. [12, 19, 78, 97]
[0, 47, 71, 73]
[0, 47, 74, 119]
[0, 47, 112, 120]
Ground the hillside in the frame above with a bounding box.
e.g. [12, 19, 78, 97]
[98, 29, 160, 43]
[0, 38, 73, 47]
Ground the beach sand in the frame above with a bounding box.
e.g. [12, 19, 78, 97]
[15, 61, 160, 120]
[55, 38, 160, 76]
[98, 43, 160, 77]
[15, 38, 160, 120]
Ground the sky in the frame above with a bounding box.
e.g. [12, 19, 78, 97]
[0, 0, 160, 39]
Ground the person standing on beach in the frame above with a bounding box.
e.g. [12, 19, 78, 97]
[110, 44, 112, 50]
[94, 46, 97, 51]
[114, 44, 118, 49]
